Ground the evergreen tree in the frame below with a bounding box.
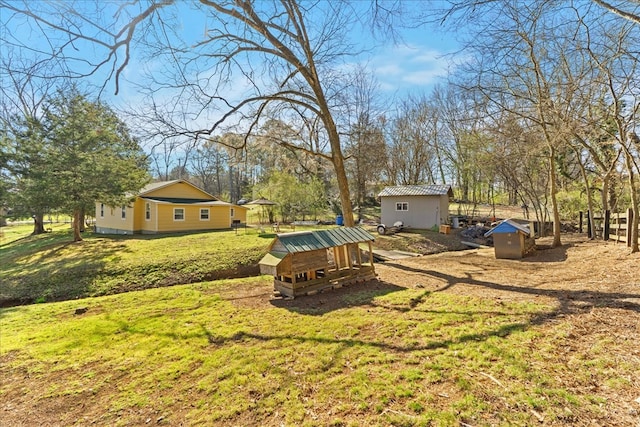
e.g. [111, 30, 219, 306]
[9, 87, 150, 241]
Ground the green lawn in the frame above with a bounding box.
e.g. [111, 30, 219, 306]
[2, 223, 636, 425]
[1, 276, 573, 426]
[0, 225, 271, 305]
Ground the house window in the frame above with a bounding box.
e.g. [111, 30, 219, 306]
[396, 202, 408, 211]
[121, 206, 126, 219]
[174, 208, 185, 221]
[200, 208, 209, 221]
[230, 208, 235, 218]
[145, 203, 151, 220]
[100, 203, 104, 218]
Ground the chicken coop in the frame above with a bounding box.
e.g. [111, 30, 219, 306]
[259, 227, 376, 298]
[484, 219, 536, 259]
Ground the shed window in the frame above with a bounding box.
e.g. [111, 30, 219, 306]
[395, 202, 408, 211]
[174, 208, 185, 221]
[200, 208, 210, 220]
[121, 206, 126, 219]
[145, 203, 151, 220]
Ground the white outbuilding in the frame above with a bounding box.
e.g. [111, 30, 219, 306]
[378, 184, 454, 230]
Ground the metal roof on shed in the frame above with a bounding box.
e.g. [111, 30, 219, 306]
[271, 227, 374, 254]
[378, 184, 453, 197]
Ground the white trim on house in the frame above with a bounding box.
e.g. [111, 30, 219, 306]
[173, 208, 185, 221]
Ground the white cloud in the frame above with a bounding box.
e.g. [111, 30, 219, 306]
[402, 69, 448, 85]
[368, 44, 453, 93]
[374, 63, 403, 77]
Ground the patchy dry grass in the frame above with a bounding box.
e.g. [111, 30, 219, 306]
[1, 276, 562, 426]
[2, 221, 638, 426]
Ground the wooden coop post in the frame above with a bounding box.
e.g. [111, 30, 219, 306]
[344, 244, 352, 269]
[367, 242, 376, 273]
[333, 246, 342, 270]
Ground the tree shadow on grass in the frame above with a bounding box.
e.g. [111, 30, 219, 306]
[522, 242, 571, 262]
[384, 261, 640, 324]
[269, 279, 406, 315]
[0, 239, 132, 307]
[198, 321, 528, 355]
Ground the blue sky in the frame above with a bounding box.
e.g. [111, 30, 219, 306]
[369, 42, 458, 94]
[1, 1, 462, 111]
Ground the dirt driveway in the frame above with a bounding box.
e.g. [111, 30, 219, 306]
[375, 234, 639, 306]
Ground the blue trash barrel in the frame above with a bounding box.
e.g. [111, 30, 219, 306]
[336, 214, 343, 226]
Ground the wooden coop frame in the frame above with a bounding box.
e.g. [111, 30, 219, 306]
[259, 227, 376, 298]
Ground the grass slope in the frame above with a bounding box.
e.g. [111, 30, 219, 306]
[2, 277, 584, 426]
[3, 223, 637, 425]
[0, 225, 271, 305]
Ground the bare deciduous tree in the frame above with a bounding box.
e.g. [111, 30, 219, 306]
[1, 0, 400, 226]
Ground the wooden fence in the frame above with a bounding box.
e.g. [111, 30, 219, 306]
[584, 208, 638, 247]
[607, 208, 637, 247]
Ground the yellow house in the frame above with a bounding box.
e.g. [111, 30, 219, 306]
[95, 180, 248, 235]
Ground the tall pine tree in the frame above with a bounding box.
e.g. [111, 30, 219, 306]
[11, 87, 151, 241]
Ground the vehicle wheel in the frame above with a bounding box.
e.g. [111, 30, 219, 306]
[377, 225, 386, 235]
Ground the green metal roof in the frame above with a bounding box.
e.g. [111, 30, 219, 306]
[272, 227, 374, 253]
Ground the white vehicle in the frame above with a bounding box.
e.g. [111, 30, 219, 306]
[376, 221, 404, 235]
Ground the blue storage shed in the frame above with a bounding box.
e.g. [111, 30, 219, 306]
[484, 219, 536, 259]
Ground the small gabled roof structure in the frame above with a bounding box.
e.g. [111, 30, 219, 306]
[268, 227, 374, 254]
[259, 227, 376, 298]
[138, 180, 180, 194]
[247, 197, 277, 206]
[378, 184, 453, 198]
[138, 179, 220, 201]
[484, 219, 536, 259]
[484, 219, 531, 237]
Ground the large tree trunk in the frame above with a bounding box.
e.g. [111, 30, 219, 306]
[72, 209, 83, 242]
[624, 150, 639, 253]
[333, 154, 354, 227]
[576, 148, 596, 239]
[32, 212, 46, 235]
[549, 150, 562, 247]
[79, 208, 86, 232]
[321, 94, 354, 227]
[601, 176, 610, 213]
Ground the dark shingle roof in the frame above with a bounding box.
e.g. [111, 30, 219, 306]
[378, 185, 452, 197]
